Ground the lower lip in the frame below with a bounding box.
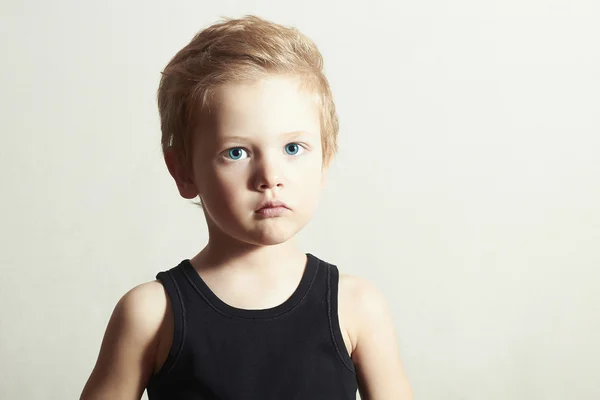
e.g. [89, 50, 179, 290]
[255, 206, 289, 217]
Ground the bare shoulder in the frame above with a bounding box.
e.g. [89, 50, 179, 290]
[338, 273, 414, 399]
[338, 272, 385, 305]
[119, 280, 174, 375]
[337, 273, 384, 355]
[113, 280, 169, 340]
[123, 279, 169, 313]
[80, 280, 170, 399]
[338, 272, 388, 319]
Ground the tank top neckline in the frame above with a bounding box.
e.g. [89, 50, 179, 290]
[181, 253, 320, 319]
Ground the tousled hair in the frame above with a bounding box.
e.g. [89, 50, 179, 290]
[157, 15, 339, 176]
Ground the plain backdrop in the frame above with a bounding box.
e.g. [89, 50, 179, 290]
[1, 0, 599, 399]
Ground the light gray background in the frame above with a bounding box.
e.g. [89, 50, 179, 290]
[1, 0, 599, 399]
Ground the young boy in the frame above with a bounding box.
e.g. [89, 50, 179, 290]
[81, 15, 413, 400]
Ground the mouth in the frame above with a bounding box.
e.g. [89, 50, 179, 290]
[255, 200, 289, 211]
[254, 200, 290, 217]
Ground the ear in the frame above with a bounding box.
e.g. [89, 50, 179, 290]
[164, 148, 199, 200]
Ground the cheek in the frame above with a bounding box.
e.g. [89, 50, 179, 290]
[218, 167, 247, 191]
[292, 167, 323, 200]
[203, 166, 249, 207]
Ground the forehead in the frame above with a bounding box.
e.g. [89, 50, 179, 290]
[207, 75, 321, 140]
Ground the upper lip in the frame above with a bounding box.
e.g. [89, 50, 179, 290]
[255, 199, 289, 211]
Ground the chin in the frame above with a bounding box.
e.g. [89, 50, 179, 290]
[252, 236, 290, 246]
[209, 211, 311, 247]
[237, 220, 304, 247]
[249, 228, 298, 246]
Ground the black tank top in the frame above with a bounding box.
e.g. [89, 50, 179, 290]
[146, 253, 358, 399]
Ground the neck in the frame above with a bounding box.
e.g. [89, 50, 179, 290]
[192, 225, 306, 277]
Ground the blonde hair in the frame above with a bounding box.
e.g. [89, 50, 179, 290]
[157, 15, 339, 176]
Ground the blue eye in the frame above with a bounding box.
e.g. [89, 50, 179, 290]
[227, 147, 247, 160]
[285, 143, 303, 155]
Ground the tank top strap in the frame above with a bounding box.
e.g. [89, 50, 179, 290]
[325, 259, 356, 373]
[152, 265, 187, 380]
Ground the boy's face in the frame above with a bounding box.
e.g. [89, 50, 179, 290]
[175, 74, 326, 246]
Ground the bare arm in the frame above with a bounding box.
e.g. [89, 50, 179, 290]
[351, 278, 414, 400]
[80, 281, 167, 400]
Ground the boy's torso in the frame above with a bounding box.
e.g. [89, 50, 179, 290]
[151, 270, 360, 375]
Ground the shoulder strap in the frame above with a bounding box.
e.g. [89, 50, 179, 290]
[326, 263, 356, 373]
[153, 266, 187, 379]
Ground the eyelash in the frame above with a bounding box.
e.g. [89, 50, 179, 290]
[222, 143, 307, 160]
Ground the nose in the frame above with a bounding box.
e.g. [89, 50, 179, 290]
[253, 155, 284, 192]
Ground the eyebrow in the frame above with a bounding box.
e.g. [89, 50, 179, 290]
[221, 130, 316, 142]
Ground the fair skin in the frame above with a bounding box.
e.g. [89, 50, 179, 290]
[80, 74, 413, 400]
